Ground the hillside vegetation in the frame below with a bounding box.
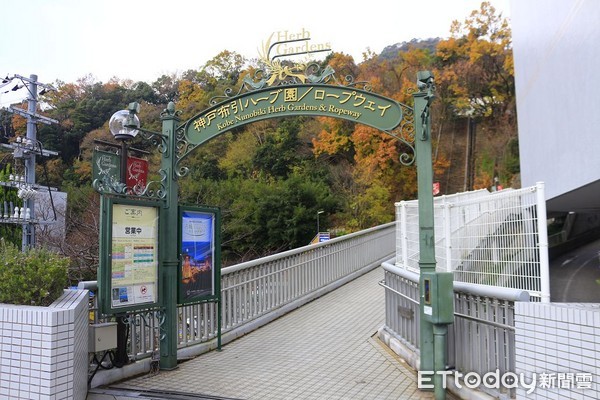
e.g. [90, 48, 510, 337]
[0, 2, 516, 280]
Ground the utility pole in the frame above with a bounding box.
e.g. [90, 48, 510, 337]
[2, 74, 58, 250]
[463, 116, 476, 191]
[23, 74, 38, 248]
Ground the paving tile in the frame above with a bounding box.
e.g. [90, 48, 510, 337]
[108, 268, 441, 400]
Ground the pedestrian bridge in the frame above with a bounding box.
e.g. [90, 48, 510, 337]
[90, 266, 439, 400]
[88, 185, 562, 400]
[89, 223, 412, 398]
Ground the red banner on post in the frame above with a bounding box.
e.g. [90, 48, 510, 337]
[126, 156, 148, 194]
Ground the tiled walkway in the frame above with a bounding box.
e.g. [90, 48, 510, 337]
[89, 268, 438, 399]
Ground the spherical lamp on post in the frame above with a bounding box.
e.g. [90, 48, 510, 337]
[107, 103, 141, 367]
[109, 103, 141, 185]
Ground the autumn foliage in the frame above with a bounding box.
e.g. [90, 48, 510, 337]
[0, 2, 516, 274]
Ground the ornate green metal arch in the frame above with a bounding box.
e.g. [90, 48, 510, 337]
[93, 60, 442, 386]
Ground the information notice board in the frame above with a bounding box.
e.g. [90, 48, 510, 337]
[100, 196, 159, 314]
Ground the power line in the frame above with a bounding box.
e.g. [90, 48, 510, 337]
[0, 74, 57, 108]
[1, 73, 58, 250]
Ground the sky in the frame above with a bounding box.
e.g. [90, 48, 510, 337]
[0, 0, 510, 107]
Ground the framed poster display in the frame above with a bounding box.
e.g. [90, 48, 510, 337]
[179, 206, 221, 304]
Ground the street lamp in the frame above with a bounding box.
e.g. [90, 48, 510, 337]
[316, 210, 324, 234]
[109, 103, 141, 186]
[107, 103, 143, 367]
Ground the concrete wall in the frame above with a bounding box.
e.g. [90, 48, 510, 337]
[515, 302, 600, 399]
[510, 0, 600, 202]
[0, 289, 89, 400]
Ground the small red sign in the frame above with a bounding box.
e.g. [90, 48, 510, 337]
[127, 156, 148, 193]
[433, 182, 440, 196]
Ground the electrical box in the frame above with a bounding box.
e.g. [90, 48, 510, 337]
[89, 322, 118, 353]
[421, 272, 454, 324]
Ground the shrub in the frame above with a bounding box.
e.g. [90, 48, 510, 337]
[0, 239, 69, 306]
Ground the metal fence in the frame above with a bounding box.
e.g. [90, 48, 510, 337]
[380, 260, 530, 399]
[395, 183, 550, 302]
[90, 222, 395, 361]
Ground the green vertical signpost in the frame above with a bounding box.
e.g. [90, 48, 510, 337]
[413, 71, 454, 400]
[414, 71, 436, 379]
[159, 103, 180, 369]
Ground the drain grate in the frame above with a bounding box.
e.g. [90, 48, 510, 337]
[88, 387, 246, 400]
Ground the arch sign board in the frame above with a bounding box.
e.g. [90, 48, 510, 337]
[184, 85, 403, 147]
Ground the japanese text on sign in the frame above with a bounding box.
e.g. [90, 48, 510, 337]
[185, 85, 402, 147]
[110, 204, 159, 309]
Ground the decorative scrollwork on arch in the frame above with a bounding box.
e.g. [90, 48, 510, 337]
[175, 124, 194, 178]
[383, 102, 416, 166]
[342, 75, 372, 92]
[92, 169, 167, 201]
[208, 62, 344, 106]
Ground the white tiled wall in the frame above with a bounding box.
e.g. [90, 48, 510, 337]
[0, 290, 89, 400]
[515, 302, 600, 400]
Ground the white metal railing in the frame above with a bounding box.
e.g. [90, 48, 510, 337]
[103, 222, 396, 360]
[178, 222, 395, 348]
[395, 183, 550, 301]
[381, 260, 530, 399]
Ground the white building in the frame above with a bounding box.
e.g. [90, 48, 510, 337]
[511, 0, 600, 216]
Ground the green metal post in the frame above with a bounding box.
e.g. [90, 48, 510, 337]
[413, 71, 436, 385]
[159, 102, 180, 370]
[433, 324, 448, 400]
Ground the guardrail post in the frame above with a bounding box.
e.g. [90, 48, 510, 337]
[400, 201, 409, 268]
[442, 196, 453, 273]
[536, 181, 551, 302]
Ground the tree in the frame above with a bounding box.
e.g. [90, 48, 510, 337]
[127, 81, 159, 104]
[0, 109, 15, 140]
[432, 1, 517, 191]
[39, 78, 131, 164]
[56, 184, 102, 282]
[253, 118, 303, 179]
[312, 116, 355, 164]
[1, 9, 519, 272]
[195, 50, 246, 91]
[434, 1, 514, 119]
[152, 73, 180, 103]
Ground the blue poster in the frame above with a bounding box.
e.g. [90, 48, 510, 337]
[181, 211, 214, 301]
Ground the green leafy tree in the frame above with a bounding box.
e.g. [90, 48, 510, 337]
[196, 50, 246, 92]
[253, 118, 303, 179]
[181, 173, 338, 264]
